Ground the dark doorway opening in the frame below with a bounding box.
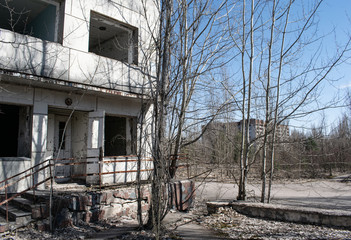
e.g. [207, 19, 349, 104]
[0, 104, 19, 157]
[0, 104, 32, 158]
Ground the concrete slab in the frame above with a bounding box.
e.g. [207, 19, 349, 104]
[207, 200, 351, 229]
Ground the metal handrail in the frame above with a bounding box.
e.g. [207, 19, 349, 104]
[0, 158, 51, 186]
[0, 153, 154, 224]
[0, 163, 51, 191]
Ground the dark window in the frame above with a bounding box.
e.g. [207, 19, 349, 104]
[89, 11, 138, 64]
[0, 0, 65, 43]
[0, 104, 32, 157]
[104, 116, 126, 156]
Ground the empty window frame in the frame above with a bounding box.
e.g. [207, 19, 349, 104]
[0, 104, 32, 158]
[89, 11, 138, 64]
[0, 0, 65, 43]
[104, 116, 137, 157]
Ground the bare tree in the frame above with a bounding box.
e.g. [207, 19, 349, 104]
[221, 0, 351, 201]
[143, 0, 233, 236]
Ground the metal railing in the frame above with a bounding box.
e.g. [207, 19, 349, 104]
[0, 158, 52, 222]
[0, 149, 154, 224]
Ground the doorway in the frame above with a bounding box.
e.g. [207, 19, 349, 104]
[48, 114, 72, 182]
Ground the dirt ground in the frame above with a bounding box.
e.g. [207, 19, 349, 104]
[3, 176, 351, 239]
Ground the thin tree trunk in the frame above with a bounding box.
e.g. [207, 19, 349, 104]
[267, 0, 291, 203]
[137, 95, 145, 228]
[238, 0, 247, 201]
[170, 0, 188, 178]
[261, 0, 276, 203]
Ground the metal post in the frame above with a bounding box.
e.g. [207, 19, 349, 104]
[32, 167, 36, 203]
[186, 154, 190, 179]
[49, 158, 54, 232]
[5, 180, 8, 222]
[99, 147, 103, 191]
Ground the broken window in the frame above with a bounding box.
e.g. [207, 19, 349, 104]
[89, 11, 138, 64]
[0, 104, 32, 158]
[104, 116, 137, 156]
[0, 0, 65, 43]
[58, 121, 66, 150]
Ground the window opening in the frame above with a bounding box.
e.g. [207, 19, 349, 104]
[104, 116, 126, 156]
[58, 121, 66, 150]
[89, 11, 138, 64]
[0, 104, 32, 157]
[0, 0, 64, 43]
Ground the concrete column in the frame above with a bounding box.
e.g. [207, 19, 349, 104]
[87, 110, 105, 185]
[31, 92, 49, 190]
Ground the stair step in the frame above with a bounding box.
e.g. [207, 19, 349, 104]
[11, 197, 48, 219]
[0, 204, 31, 224]
[12, 197, 33, 212]
[22, 191, 49, 203]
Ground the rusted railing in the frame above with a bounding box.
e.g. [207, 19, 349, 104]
[0, 151, 154, 224]
[0, 158, 52, 223]
[52, 155, 154, 184]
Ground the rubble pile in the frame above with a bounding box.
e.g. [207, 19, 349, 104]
[203, 207, 351, 239]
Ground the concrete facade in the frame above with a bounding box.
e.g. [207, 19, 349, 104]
[0, 0, 157, 192]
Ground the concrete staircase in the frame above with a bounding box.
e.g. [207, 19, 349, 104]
[0, 192, 49, 233]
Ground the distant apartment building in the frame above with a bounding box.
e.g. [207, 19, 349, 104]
[203, 119, 289, 146]
[0, 0, 158, 191]
[236, 119, 289, 142]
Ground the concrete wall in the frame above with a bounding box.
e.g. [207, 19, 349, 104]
[102, 157, 153, 184]
[0, 158, 32, 193]
[0, 0, 158, 94]
[0, 83, 148, 189]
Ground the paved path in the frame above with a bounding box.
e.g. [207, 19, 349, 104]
[196, 176, 351, 211]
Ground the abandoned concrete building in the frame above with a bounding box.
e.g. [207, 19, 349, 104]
[203, 119, 289, 145]
[0, 0, 160, 228]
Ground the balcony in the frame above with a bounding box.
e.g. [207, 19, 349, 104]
[0, 29, 146, 95]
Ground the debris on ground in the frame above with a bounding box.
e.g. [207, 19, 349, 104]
[4, 178, 351, 239]
[202, 207, 351, 239]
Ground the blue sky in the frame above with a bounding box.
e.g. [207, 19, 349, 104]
[189, 0, 350, 134]
[289, 0, 351, 133]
